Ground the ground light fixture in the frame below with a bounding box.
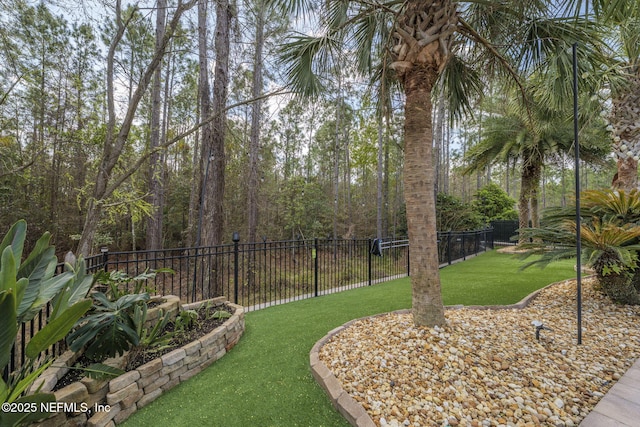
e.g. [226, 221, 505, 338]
[532, 320, 552, 341]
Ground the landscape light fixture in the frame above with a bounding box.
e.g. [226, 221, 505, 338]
[532, 320, 552, 341]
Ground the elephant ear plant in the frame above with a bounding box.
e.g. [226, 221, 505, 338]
[1, 220, 93, 427]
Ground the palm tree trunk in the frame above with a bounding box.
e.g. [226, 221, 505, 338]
[518, 161, 541, 243]
[392, 0, 457, 327]
[614, 157, 638, 191]
[404, 66, 446, 327]
[611, 72, 640, 191]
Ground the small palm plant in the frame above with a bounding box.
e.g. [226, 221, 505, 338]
[520, 189, 640, 304]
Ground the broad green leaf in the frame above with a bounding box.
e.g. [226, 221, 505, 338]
[91, 292, 116, 309]
[6, 359, 53, 402]
[211, 310, 232, 319]
[114, 292, 150, 310]
[84, 363, 125, 380]
[0, 376, 7, 401]
[0, 290, 17, 372]
[0, 220, 26, 271]
[18, 272, 73, 323]
[50, 259, 94, 321]
[26, 299, 91, 359]
[16, 233, 54, 281]
[14, 278, 28, 312]
[0, 246, 17, 294]
[16, 241, 57, 322]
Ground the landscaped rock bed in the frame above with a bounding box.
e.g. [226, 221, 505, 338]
[31, 297, 244, 427]
[315, 277, 640, 427]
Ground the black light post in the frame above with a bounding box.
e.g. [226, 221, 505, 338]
[573, 43, 583, 345]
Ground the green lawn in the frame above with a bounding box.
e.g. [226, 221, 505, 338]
[122, 250, 576, 427]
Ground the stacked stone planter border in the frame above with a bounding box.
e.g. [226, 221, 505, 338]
[31, 296, 245, 427]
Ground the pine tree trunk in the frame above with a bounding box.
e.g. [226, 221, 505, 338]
[200, 0, 230, 298]
[247, 0, 265, 292]
[247, 0, 265, 245]
[146, 0, 167, 251]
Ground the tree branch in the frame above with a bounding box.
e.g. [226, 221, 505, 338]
[103, 88, 291, 197]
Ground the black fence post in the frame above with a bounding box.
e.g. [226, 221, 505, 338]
[101, 246, 109, 270]
[314, 238, 319, 297]
[406, 244, 410, 276]
[368, 238, 372, 286]
[447, 232, 452, 265]
[483, 229, 487, 252]
[233, 232, 240, 305]
[462, 233, 466, 260]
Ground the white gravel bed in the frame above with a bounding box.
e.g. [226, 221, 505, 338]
[319, 278, 640, 427]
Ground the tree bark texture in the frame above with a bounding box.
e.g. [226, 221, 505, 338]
[196, 0, 212, 248]
[202, 0, 230, 250]
[517, 159, 541, 244]
[391, 0, 458, 327]
[247, 0, 265, 245]
[403, 67, 446, 326]
[611, 72, 640, 191]
[199, 0, 231, 298]
[146, 0, 167, 251]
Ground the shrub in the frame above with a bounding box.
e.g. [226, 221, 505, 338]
[520, 189, 640, 304]
[472, 183, 518, 223]
[436, 193, 483, 231]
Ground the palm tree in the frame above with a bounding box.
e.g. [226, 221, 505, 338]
[520, 189, 640, 304]
[278, 0, 606, 326]
[593, 3, 640, 190]
[464, 85, 609, 243]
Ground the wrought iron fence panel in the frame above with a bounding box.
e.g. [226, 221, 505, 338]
[6, 228, 492, 379]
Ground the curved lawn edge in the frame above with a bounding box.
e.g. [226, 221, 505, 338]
[309, 278, 576, 427]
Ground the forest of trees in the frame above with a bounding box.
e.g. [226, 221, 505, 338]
[0, 0, 629, 262]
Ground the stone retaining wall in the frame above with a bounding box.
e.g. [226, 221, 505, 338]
[32, 297, 244, 427]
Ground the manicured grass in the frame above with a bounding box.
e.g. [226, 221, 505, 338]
[122, 250, 576, 427]
[439, 250, 577, 306]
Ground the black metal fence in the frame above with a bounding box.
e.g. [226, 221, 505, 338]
[490, 220, 520, 245]
[88, 238, 411, 308]
[7, 228, 493, 378]
[437, 229, 494, 264]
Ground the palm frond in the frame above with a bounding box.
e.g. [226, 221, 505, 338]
[620, 18, 640, 65]
[438, 54, 484, 121]
[279, 34, 340, 97]
[264, 0, 316, 16]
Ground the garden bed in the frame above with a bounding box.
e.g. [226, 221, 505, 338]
[30, 296, 244, 427]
